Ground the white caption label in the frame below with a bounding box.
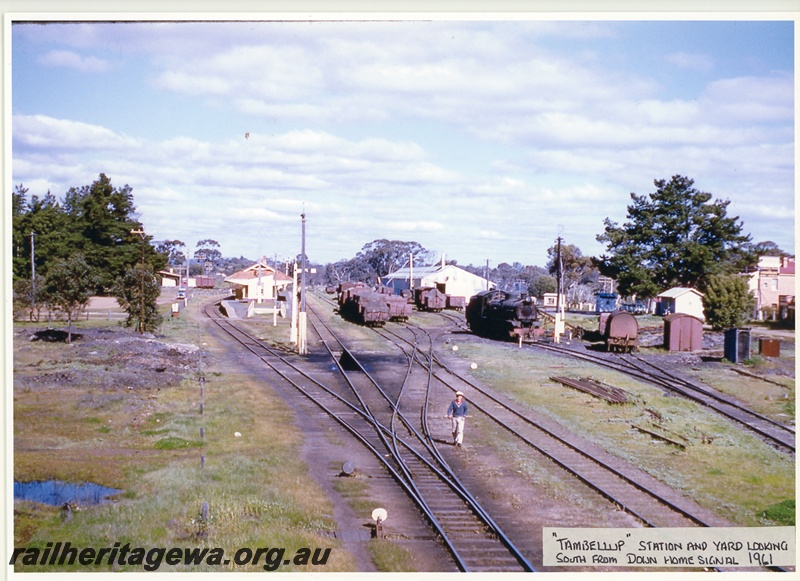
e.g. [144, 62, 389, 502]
[543, 527, 795, 568]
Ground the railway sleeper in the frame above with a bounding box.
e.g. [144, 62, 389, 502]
[551, 375, 629, 404]
[443, 526, 492, 536]
[451, 540, 512, 551]
[435, 513, 483, 522]
[423, 497, 471, 506]
[631, 424, 687, 450]
[469, 563, 524, 572]
[437, 519, 491, 531]
[468, 558, 524, 568]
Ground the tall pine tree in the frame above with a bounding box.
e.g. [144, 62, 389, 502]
[594, 175, 753, 298]
[13, 174, 167, 294]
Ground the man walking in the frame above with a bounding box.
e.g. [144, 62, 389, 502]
[447, 391, 468, 447]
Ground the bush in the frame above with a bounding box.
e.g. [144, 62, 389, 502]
[703, 274, 755, 330]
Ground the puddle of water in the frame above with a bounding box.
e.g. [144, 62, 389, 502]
[14, 480, 122, 506]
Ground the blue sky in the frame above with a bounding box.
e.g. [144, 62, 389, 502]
[9, 17, 795, 268]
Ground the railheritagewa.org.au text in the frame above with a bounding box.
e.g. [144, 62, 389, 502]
[10, 542, 332, 571]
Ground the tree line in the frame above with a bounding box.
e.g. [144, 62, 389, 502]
[12, 174, 168, 335]
[12, 173, 789, 333]
[312, 176, 788, 329]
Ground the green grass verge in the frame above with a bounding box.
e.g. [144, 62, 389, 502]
[443, 338, 794, 527]
[13, 293, 357, 572]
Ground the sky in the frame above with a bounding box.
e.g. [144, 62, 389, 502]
[8, 16, 795, 269]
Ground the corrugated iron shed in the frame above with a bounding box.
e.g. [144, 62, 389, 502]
[663, 313, 703, 352]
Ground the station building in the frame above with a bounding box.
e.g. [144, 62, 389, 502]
[382, 263, 494, 301]
[225, 259, 293, 302]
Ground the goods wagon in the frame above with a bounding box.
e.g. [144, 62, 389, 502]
[604, 310, 638, 352]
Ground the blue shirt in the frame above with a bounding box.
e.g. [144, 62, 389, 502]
[447, 399, 468, 418]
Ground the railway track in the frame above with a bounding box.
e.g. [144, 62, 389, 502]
[378, 320, 732, 531]
[203, 301, 534, 572]
[379, 313, 791, 572]
[204, 296, 791, 573]
[530, 342, 795, 453]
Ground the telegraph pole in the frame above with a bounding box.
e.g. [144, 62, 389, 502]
[273, 254, 279, 327]
[298, 212, 308, 355]
[409, 252, 413, 294]
[257, 256, 263, 304]
[30, 231, 36, 314]
[290, 262, 298, 344]
[554, 235, 565, 344]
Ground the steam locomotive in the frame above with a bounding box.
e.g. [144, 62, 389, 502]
[465, 290, 541, 341]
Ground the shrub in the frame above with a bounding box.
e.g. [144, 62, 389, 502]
[703, 274, 755, 330]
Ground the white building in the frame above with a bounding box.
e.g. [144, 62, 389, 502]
[542, 293, 567, 309]
[656, 287, 705, 321]
[225, 259, 293, 302]
[159, 269, 182, 287]
[382, 263, 493, 301]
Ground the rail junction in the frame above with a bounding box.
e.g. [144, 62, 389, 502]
[203, 294, 793, 573]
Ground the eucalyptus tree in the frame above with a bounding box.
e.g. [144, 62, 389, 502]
[357, 239, 432, 279]
[44, 254, 98, 342]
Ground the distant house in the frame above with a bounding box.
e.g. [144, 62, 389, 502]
[225, 259, 292, 301]
[382, 263, 493, 301]
[542, 293, 567, 309]
[656, 287, 705, 321]
[745, 256, 795, 321]
[159, 269, 182, 288]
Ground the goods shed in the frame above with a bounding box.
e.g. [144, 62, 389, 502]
[383, 263, 493, 302]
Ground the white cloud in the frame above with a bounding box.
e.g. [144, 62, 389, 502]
[155, 44, 324, 101]
[701, 74, 794, 123]
[664, 52, 715, 73]
[387, 221, 446, 232]
[38, 49, 112, 73]
[11, 21, 794, 266]
[472, 176, 526, 195]
[13, 115, 141, 151]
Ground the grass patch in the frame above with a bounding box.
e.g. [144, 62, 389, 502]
[367, 540, 417, 572]
[330, 475, 419, 572]
[684, 361, 794, 423]
[444, 337, 794, 526]
[760, 500, 795, 526]
[153, 437, 203, 450]
[13, 293, 359, 572]
[332, 477, 380, 517]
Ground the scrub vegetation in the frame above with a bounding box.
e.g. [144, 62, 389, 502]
[13, 296, 356, 572]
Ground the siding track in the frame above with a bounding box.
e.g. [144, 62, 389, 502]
[204, 297, 791, 573]
[532, 342, 795, 453]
